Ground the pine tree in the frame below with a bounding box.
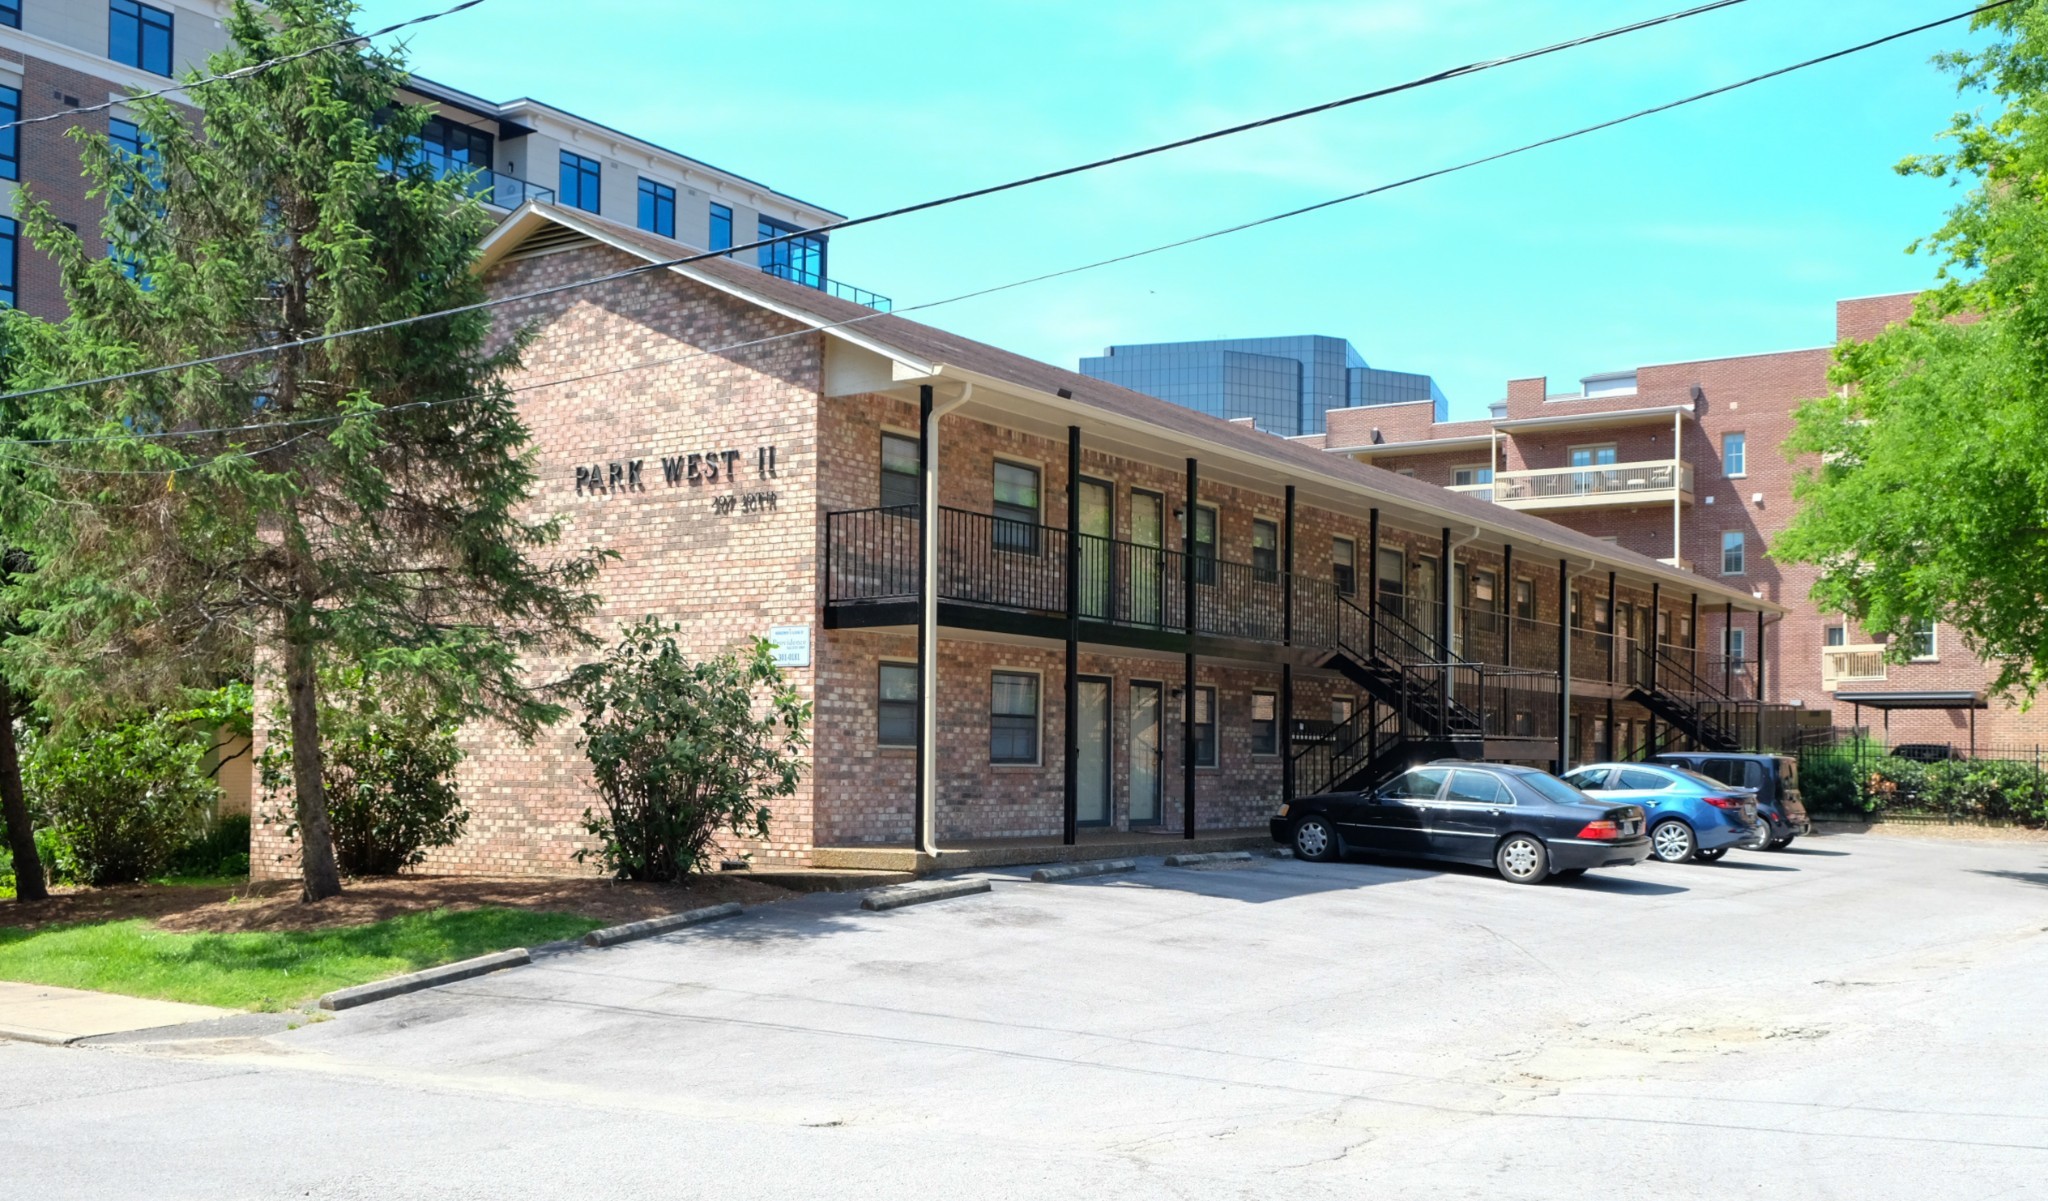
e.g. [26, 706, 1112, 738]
[0, 0, 606, 899]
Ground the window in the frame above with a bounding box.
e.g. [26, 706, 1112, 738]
[0, 2, 17, 29]
[0, 86, 17, 180]
[759, 215, 826, 287]
[1617, 768, 1673, 791]
[111, 0, 174, 77]
[1252, 519, 1278, 583]
[1723, 432, 1747, 477]
[880, 433, 919, 509]
[1908, 619, 1937, 661]
[637, 178, 676, 238]
[992, 461, 1041, 553]
[1721, 530, 1745, 575]
[989, 671, 1040, 764]
[1376, 548, 1406, 618]
[1452, 465, 1493, 487]
[1471, 569, 1499, 633]
[1569, 444, 1618, 467]
[1697, 759, 1744, 788]
[1446, 771, 1507, 805]
[1725, 627, 1747, 670]
[709, 203, 732, 252]
[1251, 691, 1277, 756]
[1565, 767, 1610, 791]
[1514, 578, 1535, 621]
[1384, 768, 1449, 801]
[1825, 625, 1846, 648]
[1191, 505, 1217, 585]
[558, 151, 600, 213]
[877, 662, 918, 747]
[1191, 686, 1217, 768]
[1395, 468, 1416, 478]
[0, 216, 16, 309]
[1330, 696, 1354, 727]
[1511, 709, 1535, 737]
[1332, 537, 1357, 595]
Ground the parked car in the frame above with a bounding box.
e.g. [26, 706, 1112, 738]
[1892, 743, 1956, 763]
[1273, 761, 1651, 885]
[1652, 751, 1811, 850]
[1563, 762, 1759, 864]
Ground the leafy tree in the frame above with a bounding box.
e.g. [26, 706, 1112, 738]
[566, 621, 810, 883]
[23, 706, 222, 886]
[0, 0, 605, 899]
[1777, 3, 2048, 698]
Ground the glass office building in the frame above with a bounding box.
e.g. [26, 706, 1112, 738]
[1078, 336, 1447, 437]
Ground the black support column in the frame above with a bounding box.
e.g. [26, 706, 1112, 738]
[1281, 485, 1296, 806]
[1724, 600, 1735, 697]
[913, 384, 933, 852]
[1367, 509, 1380, 654]
[1184, 458, 1199, 840]
[1502, 545, 1515, 666]
[1755, 607, 1767, 750]
[1647, 581, 1661, 750]
[1556, 558, 1571, 772]
[1062, 426, 1081, 846]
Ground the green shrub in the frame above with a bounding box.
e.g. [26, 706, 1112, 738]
[1798, 746, 1869, 814]
[22, 715, 219, 886]
[1861, 754, 2048, 825]
[167, 813, 252, 878]
[259, 665, 467, 877]
[565, 620, 810, 883]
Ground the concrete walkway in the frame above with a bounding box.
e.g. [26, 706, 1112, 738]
[0, 981, 233, 1046]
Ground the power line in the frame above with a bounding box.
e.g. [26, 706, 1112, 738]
[5, 0, 2014, 473]
[0, 0, 494, 136]
[0, 0, 1755, 404]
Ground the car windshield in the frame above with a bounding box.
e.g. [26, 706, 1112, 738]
[1517, 772, 1595, 807]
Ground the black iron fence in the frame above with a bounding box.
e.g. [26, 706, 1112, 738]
[1797, 734, 2048, 826]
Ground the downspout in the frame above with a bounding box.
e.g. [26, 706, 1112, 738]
[917, 382, 972, 859]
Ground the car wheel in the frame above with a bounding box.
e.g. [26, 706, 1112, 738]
[1651, 819, 1696, 864]
[1694, 847, 1729, 863]
[1293, 816, 1339, 863]
[1771, 836, 1796, 852]
[1495, 835, 1549, 885]
[1746, 824, 1773, 851]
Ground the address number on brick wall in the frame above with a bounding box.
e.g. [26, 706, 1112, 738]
[712, 491, 778, 515]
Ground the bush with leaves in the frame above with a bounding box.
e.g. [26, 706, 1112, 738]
[22, 710, 221, 886]
[259, 663, 468, 877]
[167, 813, 253, 878]
[566, 620, 810, 883]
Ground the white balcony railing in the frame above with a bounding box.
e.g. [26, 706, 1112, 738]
[1821, 644, 1887, 691]
[1492, 459, 1694, 510]
[1446, 483, 1495, 502]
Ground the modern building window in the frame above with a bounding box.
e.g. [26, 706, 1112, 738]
[0, 2, 18, 29]
[709, 203, 732, 252]
[989, 671, 1040, 765]
[1723, 432, 1747, 477]
[992, 460, 1041, 553]
[880, 432, 919, 510]
[1908, 620, 1937, 661]
[1332, 537, 1357, 595]
[1251, 691, 1278, 756]
[877, 662, 918, 747]
[109, 117, 146, 159]
[1251, 519, 1278, 583]
[1721, 530, 1745, 575]
[1191, 686, 1217, 768]
[636, 178, 676, 238]
[558, 151, 600, 213]
[1825, 625, 1846, 647]
[1725, 627, 1747, 670]
[1569, 444, 1619, 467]
[110, 0, 174, 77]
[759, 215, 825, 287]
[1514, 578, 1535, 622]
[1452, 464, 1493, 487]
[0, 86, 17, 181]
[0, 216, 16, 309]
[413, 116, 495, 198]
[1191, 505, 1218, 585]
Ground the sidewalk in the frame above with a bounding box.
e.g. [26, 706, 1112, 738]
[0, 980, 234, 1046]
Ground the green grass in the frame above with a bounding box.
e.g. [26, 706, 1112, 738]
[0, 907, 605, 1011]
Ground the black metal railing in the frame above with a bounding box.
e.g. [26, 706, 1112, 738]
[1291, 703, 1403, 797]
[761, 260, 894, 311]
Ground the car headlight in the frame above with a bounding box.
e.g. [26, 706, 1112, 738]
[1277, 804, 1291, 818]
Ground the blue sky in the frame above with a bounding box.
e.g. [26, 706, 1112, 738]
[354, 0, 1993, 421]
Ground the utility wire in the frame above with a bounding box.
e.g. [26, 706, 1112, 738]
[0, 0, 494, 136]
[5, 0, 2014, 472]
[0, 0, 1755, 404]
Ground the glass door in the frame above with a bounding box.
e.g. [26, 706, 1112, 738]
[1077, 677, 1112, 825]
[1130, 490, 1164, 626]
[1128, 682, 1163, 825]
[1079, 479, 1113, 620]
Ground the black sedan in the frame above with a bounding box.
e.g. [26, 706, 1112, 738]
[1271, 762, 1652, 884]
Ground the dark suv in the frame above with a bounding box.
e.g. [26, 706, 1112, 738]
[1652, 752, 1810, 850]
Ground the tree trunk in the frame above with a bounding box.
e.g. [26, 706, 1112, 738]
[0, 683, 47, 903]
[284, 636, 343, 901]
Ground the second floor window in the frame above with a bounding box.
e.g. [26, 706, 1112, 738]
[1723, 432, 1747, 477]
[1191, 505, 1218, 585]
[1333, 537, 1357, 595]
[880, 432, 919, 509]
[0, 87, 17, 180]
[111, 0, 174, 77]
[1252, 519, 1278, 583]
[637, 178, 676, 238]
[1908, 619, 1937, 660]
[1825, 625, 1846, 647]
[1514, 577, 1535, 621]
[1721, 530, 1746, 575]
[759, 215, 825, 286]
[1251, 691, 1277, 756]
[559, 151, 600, 213]
[992, 461, 1041, 553]
[0, 216, 17, 309]
[1, 2, 18, 29]
[709, 203, 732, 252]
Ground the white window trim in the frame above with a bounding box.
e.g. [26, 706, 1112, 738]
[1720, 531, 1746, 576]
[876, 658, 919, 749]
[1909, 622, 1939, 662]
[989, 667, 1045, 768]
[1723, 431, 1748, 478]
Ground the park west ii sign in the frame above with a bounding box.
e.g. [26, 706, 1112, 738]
[573, 446, 782, 509]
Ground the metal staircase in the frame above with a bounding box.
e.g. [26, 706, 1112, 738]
[1623, 645, 1745, 753]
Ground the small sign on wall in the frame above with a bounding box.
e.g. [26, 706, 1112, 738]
[767, 625, 812, 669]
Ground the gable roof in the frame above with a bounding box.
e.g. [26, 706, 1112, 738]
[474, 203, 1779, 613]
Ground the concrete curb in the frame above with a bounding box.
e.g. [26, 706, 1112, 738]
[1030, 859, 1136, 882]
[1164, 850, 1254, 867]
[318, 948, 531, 1012]
[581, 902, 744, 948]
[861, 877, 992, 911]
[1268, 847, 1294, 859]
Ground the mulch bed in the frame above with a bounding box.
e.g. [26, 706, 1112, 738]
[1, 873, 792, 934]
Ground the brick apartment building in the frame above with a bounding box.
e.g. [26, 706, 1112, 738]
[254, 202, 1783, 877]
[1310, 292, 2008, 751]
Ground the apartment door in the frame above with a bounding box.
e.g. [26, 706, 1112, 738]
[1077, 676, 1112, 826]
[1375, 547, 1405, 621]
[1414, 556, 1441, 647]
[1128, 681, 1164, 825]
[1451, 562, 1468, 658]
[1078, 479, 1114, 620]
[1130, 489, 1165, 626]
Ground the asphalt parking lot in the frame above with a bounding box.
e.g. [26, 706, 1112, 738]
[7, 830, 2047, 1200]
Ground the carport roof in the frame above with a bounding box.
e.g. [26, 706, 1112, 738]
[1834, 690, 1988, 710]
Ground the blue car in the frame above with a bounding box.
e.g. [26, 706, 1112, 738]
[1562, 763, 1760, 864]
